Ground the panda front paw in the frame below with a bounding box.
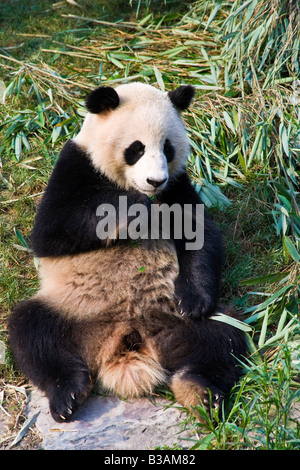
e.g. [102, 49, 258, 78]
[126, 192, 152, 222]
[48, 369, 93, 422]
[131, 192, 152, 208]
[175, 277, 216, 320]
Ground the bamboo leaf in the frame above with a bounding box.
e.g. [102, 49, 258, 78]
[153, 66, 165, 92]
[276, 308, 288, 335]
[210, 313, 252, 332]
[138, 12, 152, 26]
[205, 3, 222, 30]
[223, 111, 236, 134]
[9, 412, 40, 449]
[258, 308, 269, 348]
[264, 319, 296, 346]
[240, 272, 289, 286]
[3, 79, 16, 103]
[244, 284, 293, 316]
[280, 123, 290, 157]
[209, 60, 218, 86]
[52, 125, 62, 143]
[14, 229, 28, 248]
[14, 133, 22, 160]
[283, 236, 300, 262]
[247, 127, 262, 168]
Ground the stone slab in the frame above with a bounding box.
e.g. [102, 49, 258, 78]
[26, 389, 195, 450]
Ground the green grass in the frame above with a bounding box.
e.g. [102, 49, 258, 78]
[0, 0, 299, 450]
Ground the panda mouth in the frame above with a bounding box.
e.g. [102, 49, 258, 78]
[142, 187, 158, 195]
[139, 186, 165, 197]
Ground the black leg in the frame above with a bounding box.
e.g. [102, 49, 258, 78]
[8, 299, 93, 422]
[157, 310, 247, 419]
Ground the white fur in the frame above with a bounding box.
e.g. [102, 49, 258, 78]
[74, 82, 190, 195]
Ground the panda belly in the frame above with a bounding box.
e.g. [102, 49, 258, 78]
[36, 238, 179, 321]
[35, 239, 180, 397]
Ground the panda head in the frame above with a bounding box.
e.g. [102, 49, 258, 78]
[74, 82, 194, 196]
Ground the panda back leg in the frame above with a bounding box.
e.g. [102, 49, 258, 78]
[159, 313, 247, 421]
[170, 366, 223, 421]
[8, 298, 93, 422]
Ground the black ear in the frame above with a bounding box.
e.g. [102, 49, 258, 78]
[168, 85, 195, 111]
[85, 87, 120, 114]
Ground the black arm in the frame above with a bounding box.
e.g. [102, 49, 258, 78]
[157, 172, 225, 319]
[30, 140, 151, 257]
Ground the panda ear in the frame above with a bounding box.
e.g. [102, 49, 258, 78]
[168, 85, 195, 111]
[85, 87, 120, 114]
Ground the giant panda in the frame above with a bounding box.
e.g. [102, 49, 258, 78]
[8, 83, 247, 423]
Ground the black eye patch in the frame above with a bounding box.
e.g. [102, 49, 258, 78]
[124, 140, 145, 166]
[164, 139, 175, 163]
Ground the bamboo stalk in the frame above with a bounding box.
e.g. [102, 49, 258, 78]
[61, 14, 141, 30]
[41, 48, 103, 61]
[0, 53, 91, 90]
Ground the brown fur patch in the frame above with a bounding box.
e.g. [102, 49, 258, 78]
[170, 367, 222, 421]
[78, 321, 167, 397]
[171, 369, 205, 408]
[99, 340, 166, 398]
[36, 239, 179, 322]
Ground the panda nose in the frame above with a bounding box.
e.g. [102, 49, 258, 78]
[147, 178, 167, 188]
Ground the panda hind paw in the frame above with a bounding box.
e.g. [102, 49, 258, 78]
[201, 387, 223, 413]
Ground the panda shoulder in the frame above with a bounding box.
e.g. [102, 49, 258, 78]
[46, 140, 103, 191]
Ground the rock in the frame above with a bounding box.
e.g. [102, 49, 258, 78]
[26, 389, 195, 450]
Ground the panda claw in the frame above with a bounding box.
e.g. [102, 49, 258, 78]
[49, 368, 93, 422]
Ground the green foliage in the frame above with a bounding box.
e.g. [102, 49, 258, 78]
[189, 343, 300, 450]
[0, 0, 299, 449]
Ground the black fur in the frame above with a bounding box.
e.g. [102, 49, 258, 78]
[163, 139, 175, 163]
[157, 309, 246, 393]
[124, 140, 145, 166]
[157, 172, 224, 318]
[8, 299, 246, 422]
[85, 86, 119, 114]
[30, 141, 151, 256]
[124, 139, 174, 166]
[168, 85, 195, 111]
[8, 299, 93, 422]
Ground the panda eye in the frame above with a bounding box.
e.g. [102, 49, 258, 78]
[124, 140, 145, 166]
[164, 139, 175, 163]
